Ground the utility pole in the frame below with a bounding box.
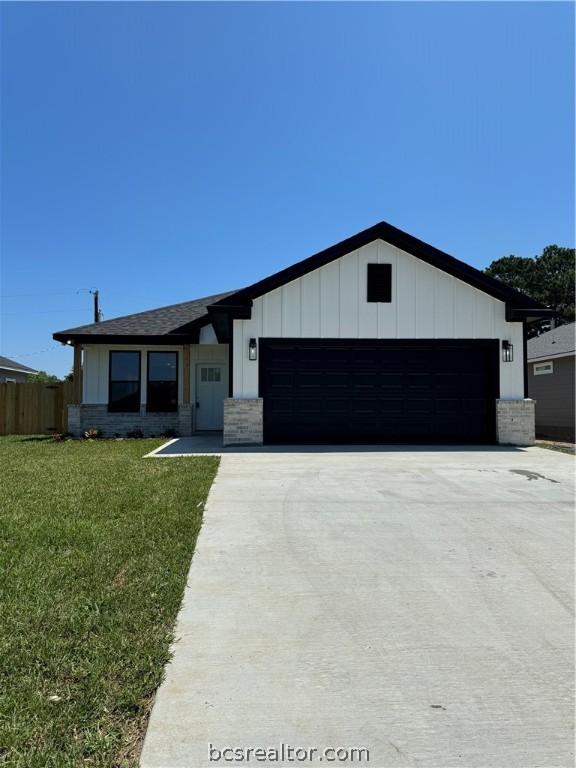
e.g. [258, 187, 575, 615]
[89, 289, 102, 323]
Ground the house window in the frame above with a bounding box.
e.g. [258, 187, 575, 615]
[109, 351, 141, 412]
[147, 351, 178, 412]
[367, 263, 392, 302]
[533, 361, 554, 376]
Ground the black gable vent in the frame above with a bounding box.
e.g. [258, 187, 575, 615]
[367, 263, 392, 303]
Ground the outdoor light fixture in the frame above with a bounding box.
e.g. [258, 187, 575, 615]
[248, 338, 257, 361]
[502, 340, 513, 362]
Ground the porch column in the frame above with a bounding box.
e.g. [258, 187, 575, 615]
[182, 345, 191, 404]
[67, 344, 83, 436]
[73, 345, 83, 404]
[178, 344, 193, 436]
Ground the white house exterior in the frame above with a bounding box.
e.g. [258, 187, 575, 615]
[54, 221, 552, 445]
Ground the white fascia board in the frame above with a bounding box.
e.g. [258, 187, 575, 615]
[528, 350, 575, 362]
[0, 365, 37, 374]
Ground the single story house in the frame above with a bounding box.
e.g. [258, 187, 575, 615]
[0, 355, 38, 383]
[54, 221, 552, 445]
[527, 322, 575, 442]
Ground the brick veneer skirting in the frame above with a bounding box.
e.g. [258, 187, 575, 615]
[223, 398, 263, 445]
[496, 399, 536, 446]
[67, 404, 191, 437]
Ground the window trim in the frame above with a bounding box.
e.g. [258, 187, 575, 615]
[533, 360, 554, 376]
[146, 350, 179, 413]
[366, 263, 392, 303]
[108, 350, 141, 413]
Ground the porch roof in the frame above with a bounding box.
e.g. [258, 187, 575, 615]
[53, 290, 237, 345]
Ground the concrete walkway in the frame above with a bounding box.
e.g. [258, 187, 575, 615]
[141, 446, 574, 768]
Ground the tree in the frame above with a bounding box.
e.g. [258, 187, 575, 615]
[485, 245, 575, 333]
[27, 371, 60, 383]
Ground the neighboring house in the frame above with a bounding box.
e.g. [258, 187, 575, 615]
[54, 221, 552, 446]
[0, 355, 38, 383]
[527, 322, 575, 442]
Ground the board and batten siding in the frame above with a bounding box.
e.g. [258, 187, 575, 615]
[82, 342, 228, 406]
[232, 239, 524, 399]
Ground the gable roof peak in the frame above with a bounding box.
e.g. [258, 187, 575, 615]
[211, 219, 547, 312]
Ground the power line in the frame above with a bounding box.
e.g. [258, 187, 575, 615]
[1, 345, 66, 358]
[1, 308, 90, 316]
[0, 291, 151, 299]
[0, 291, 83, 299]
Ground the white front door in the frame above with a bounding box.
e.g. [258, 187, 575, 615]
[195, 363, 227, 430]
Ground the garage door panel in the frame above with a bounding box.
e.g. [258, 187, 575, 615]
[375, 398, 405, 414]
[267, 398, 295, 414]
[462, 398, 488, 414]
[260, 339, 499, 444]
[269, 373, 294, 388]
[436, 398, 459, 414]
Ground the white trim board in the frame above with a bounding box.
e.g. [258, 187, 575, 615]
[528, 351, 574, 362]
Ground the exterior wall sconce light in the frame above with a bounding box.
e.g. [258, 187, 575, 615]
[248, 338, 258, 361]
[502, 340, 513, 362]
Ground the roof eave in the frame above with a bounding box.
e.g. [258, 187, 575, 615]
[52, 314, 213, 345]
[527, 349, 575, 362]
[0, 364, 38, 374]
[505, 307, 557, 323]
[52, 332, 203, 345]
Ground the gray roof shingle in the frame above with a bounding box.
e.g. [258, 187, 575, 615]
[53, 290, 238, 341]
[0, 355, 38, 374]
[527, 322, 575, 360]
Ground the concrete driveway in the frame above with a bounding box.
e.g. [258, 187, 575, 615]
[141, 446, 574, 768]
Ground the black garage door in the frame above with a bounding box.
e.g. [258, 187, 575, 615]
[260, 339, 499, 444]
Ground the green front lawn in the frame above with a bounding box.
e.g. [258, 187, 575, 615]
[0, 436, 219, 767]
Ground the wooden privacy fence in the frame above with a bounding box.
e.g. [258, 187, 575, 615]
[0, 381, 75, 435]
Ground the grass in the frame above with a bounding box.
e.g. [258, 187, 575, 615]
[0, 436, 219, 767]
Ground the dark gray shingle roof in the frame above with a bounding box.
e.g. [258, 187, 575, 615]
[53, 290, 238, 340]
[527, 322, 575, 360]
[0, 355, 38, 374]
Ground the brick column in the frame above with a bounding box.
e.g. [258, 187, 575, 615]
[67, 404, 82, 437]
[178, 404, 193, 437]
[496, 399, 536, 446]
[223, 398, 263, 445]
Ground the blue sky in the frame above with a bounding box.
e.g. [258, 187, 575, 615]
[1, 1, 574, 377]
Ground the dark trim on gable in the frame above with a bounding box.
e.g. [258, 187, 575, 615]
[212, 221, 549, 315]
[505, 307, 557, 323]
[53, 221, 553, 347]
[207, 303, 252, 343]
